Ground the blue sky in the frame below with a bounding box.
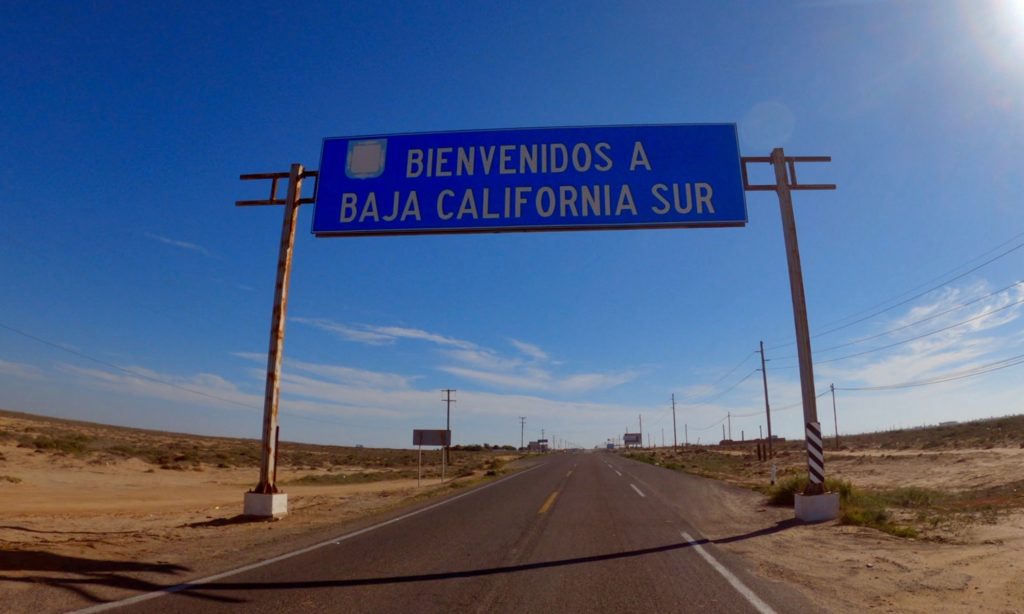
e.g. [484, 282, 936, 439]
[2, 1, 1023, 449]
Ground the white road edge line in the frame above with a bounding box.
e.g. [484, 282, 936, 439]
[70, 463, 543, 614]
[629, 483, 645, 498]
[615, 470, 622, 477]
[680, 531, 777, 614]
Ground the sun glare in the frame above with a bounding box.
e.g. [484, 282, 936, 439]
[965, 0, 1024, 74]
[995, 0, 1024, 48]
[1006, 0, 1024, 25]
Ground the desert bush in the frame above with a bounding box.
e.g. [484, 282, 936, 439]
[878, 486, 945, 508]
[288, 470, 417, 485]
[30, 433, 92, 455]
[767, 476, 917, 538]
[767, 475, 852, 506]
[625, 452, 657, 466]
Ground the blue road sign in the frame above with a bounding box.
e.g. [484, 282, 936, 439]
[312, 124, 746, 236]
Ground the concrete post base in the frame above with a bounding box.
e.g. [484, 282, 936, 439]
[244, 492, 288, 518]
[794, 492, 839, 523]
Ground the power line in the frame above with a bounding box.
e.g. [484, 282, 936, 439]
[810, 280, 1023, 356]
[769, 294, 1024, 369]
[651, 352, 759, 431]
[729, 387, 830, 419]
[812, 296, 1024, 366]
[694, 369, 760, 403]
[0, 320, 375, 430]
[0, 321, 257, 410]
[768, 233, 1024, 350]
[819, 229, 1024, 328]
[690, 415, 728, 432]
[705, 351, 759, 389]
[835, 352, 1024, 391]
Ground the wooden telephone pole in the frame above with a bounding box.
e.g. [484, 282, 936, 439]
[759, 340, 773, 459]
[236, 164, 318, 515]
[742, 150, 834, 496]
[671, 393, 678, 450]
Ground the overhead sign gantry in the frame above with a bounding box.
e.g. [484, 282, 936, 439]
[236, 123, 835, 522]
[311, 124, 747, 236]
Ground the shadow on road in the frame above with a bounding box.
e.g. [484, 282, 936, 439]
[166, 539, 706, 595]
[0, 550, 242, 606]
[163, 522, 800, 598]
[712, 518, 801, 545]
[179, 514, 275, 529]
[0, 521, 800, 606]
[0, 524, 142, 536]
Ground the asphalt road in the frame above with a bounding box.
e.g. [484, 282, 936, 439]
[81, 453, 817, 613]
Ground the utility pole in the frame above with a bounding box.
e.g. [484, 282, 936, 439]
[519, 416, 526, 450]
[639, 414, 643, 447]
[722, 424, 726, 442]
[831, 383, 839, 450]
[727, 412, 731, 441]
[759, 340, 774, 459]
[671, 393, 678, 450]
[685, 424, 688, 446]
[442, 389, 455, 471]
[236, 163, 317, 518]
[743, 149, 835, 496]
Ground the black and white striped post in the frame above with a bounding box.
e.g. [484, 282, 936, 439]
[805, 421, 825, 486]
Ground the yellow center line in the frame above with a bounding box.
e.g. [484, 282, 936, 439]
[538, 490, 559, 514]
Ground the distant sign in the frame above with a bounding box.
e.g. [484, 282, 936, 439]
[623, 433, 642, 444]
[413, 429, 451, 446]
[312, 124, 746, 236]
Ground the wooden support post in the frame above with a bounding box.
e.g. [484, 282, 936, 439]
[743, 150, 834, 497]
[236, 163, 318, 503]
[771, 148, 822, 495]
[253, 163, 304, 494]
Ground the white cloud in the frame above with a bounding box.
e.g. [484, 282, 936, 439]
[0, 359, 44, 380]
[291, 318, 638, 395]
[817, 280, 1024, 388]
[292, 318, 476, 349]
[509, 339, 549, 361]
[59, 363, 260, 410]
[291, 318, 397, 345]
[439, 365, 638, 394]
[234, 352, 416, 390]
[144, 232, 211, 256]
[370, 325, 475, 349]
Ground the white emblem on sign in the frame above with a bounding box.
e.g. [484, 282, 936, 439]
[346, 139, 387, 179]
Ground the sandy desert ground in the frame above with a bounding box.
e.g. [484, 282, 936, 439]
[624, 419, 1024, 613]
[2, 409, 1023, 613]
[0, 409, 515, 612]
